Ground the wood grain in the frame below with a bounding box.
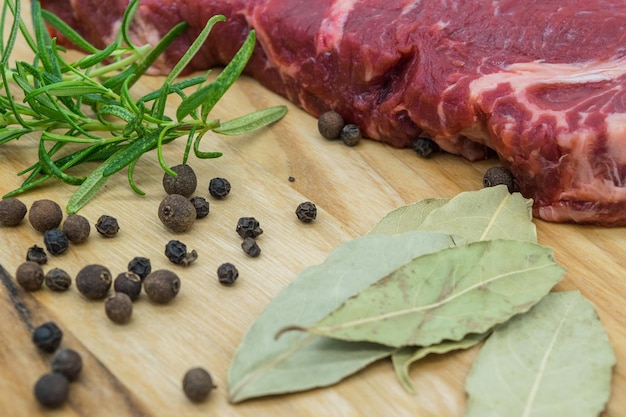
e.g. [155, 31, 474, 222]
[1, 3, 624, 415]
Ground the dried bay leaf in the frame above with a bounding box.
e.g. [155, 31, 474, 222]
[464, 291, 616, 417]
[227, 231, 456, 402]
[286, 240, 565, 348]
[369, 198, 449, 235]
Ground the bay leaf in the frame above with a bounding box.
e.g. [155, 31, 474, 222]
[227, 231, 456, 402]
[392, 332, 488, 394]
[284, 239, 564, 347]
[369, 198, 449, 235]
[464, 291, 616, 417]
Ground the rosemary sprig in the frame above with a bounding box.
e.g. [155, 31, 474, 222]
[0, 0, 287, 213]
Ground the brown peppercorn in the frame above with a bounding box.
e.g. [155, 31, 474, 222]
[105, 293, 133, 324]
[34, 372, 69, 408]
[45, 268, 72, 292]
[236, 217, 263, 239]
[182, 367, 216, 402]
[217, 263, 239, 285]
[51, 348, 82, 381]
[75, 264, 112, 300]
[158, 194, 196, 233]
[241, 237, 261, 257]
[16, 261, 45, 291]
[26, 245, 48, 265]
[114, 272, 142, 301]
[340, 124, 362, 147]
[163, 164, 197, 197]
[318, 110, 345, 140]
[295, 201, 317, 223]
[0, 197, 27, 226]
[95, 215, 119, 237]
[143, 269, 181, 304]
[483, 166, 515, 193]
[28, 199, 63, 233]
[62, 214, 90, 243]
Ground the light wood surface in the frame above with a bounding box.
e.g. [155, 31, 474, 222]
[1, 5, 625, 416]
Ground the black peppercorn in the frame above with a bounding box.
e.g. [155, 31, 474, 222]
[34, 372, 69, 408]
[32, 322, 63, 353]
[45, 268, 72, 292]
[26, 245, 48, 265]
[43, 228, 69, 256]
[217, 263, 239, 285]
[62, 214, 90, 244]
[51, 348, 82, 381]
[190, 196, 210, 219]
[128, 256, 151, 281]
[340, 124, 361, 147]
[413, 135, 440, 158]
[288, 176, 296, 182]
[236, 217, 263, 239]
[295, 201, 317, 223]
[165, 240, 198, 266]
[163, 164, 197, 197]
[208, 177, 231, 199]
[158, 194, 196, 233]
[483, 166, 515, 193]
[28, 199, 63, 232]
[241, 237, 261, 257]
[16, 261, 45, 291]
[143, 269, 181, 304]
[114, 272, 142, 301]
[95, 215, 119, 237]
[105, 293, 133, 324]
[318, 110, 345, 140]
[183, 367, 216, 402]
[75, 264, 112, 300]
[0, 197, 27, 226]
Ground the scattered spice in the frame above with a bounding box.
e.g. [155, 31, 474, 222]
[105, 293, 133, 324]
[483, 166, 515, 193]
[114, 272, 142, 301]
[158, 194, 196, 233]
[340, 124, 361, 147]
[413, 135, 440, 158]
[51, 348, 83, 381]
[16, 261, 44, 291]
[95, 215, 120, 237]
[75, 264, 112, 300]
[143, 269, 181, 304]
[318, 111, 345, 140]
[242, 237, 261, 257]
[190, 196, 210, 219]
[0, 197, 27, 226]
[182, 367, 216, 402]
[45, 268, 72, 292]
[43, 228, 69, 256]
[62, 214, 90, 244]
[163, 164, 198, 197]
[236, 217, 263, 239]
[165, 240, 198, 266]
[28, 199, 63, 233]
[32, 322, 63, 353]
[34, 372, 69, 408]
[295, 201, 317, 223]
[26, 245, 48, 265]
[128, 257, 151, 281]
[288, 176, 296, 182]
[217, 263, 239, 285]
[208, 177, 231, 199]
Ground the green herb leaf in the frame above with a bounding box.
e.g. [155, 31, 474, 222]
[213, 105, 288, 135]
[464, 291, 615, 417]
[227, 231, 456, 403]
[283, 240, 564, 347]
[369, 198, 449, 235]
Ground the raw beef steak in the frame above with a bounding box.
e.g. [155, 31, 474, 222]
[41, 0, 626, 225]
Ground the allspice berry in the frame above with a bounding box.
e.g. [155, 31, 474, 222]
[144, 269, 180, 304]
[182, 367, 216, 402]
[483, 166, 515, 193]
[113, 272, 142, 301]
[62, 214, 90, 243]
[16, 261, 45, 291]
[158, 194, 196, 233]
[340, 124, 362, 147]
[105, 293, 133, 324]
[51, 348, 82, 381]
[45, 268, 72, 292]
[318, 110, 345, 139]
[28, 199, 63, 232]
[34, 373, 69, 408]
[0, 198, 27, 226]
[163, 164, 197, 197]
[75, 264, 112, 300]
[95, 215, 119, 237]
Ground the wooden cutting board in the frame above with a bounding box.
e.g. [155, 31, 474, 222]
[1, 4, 624, 416]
